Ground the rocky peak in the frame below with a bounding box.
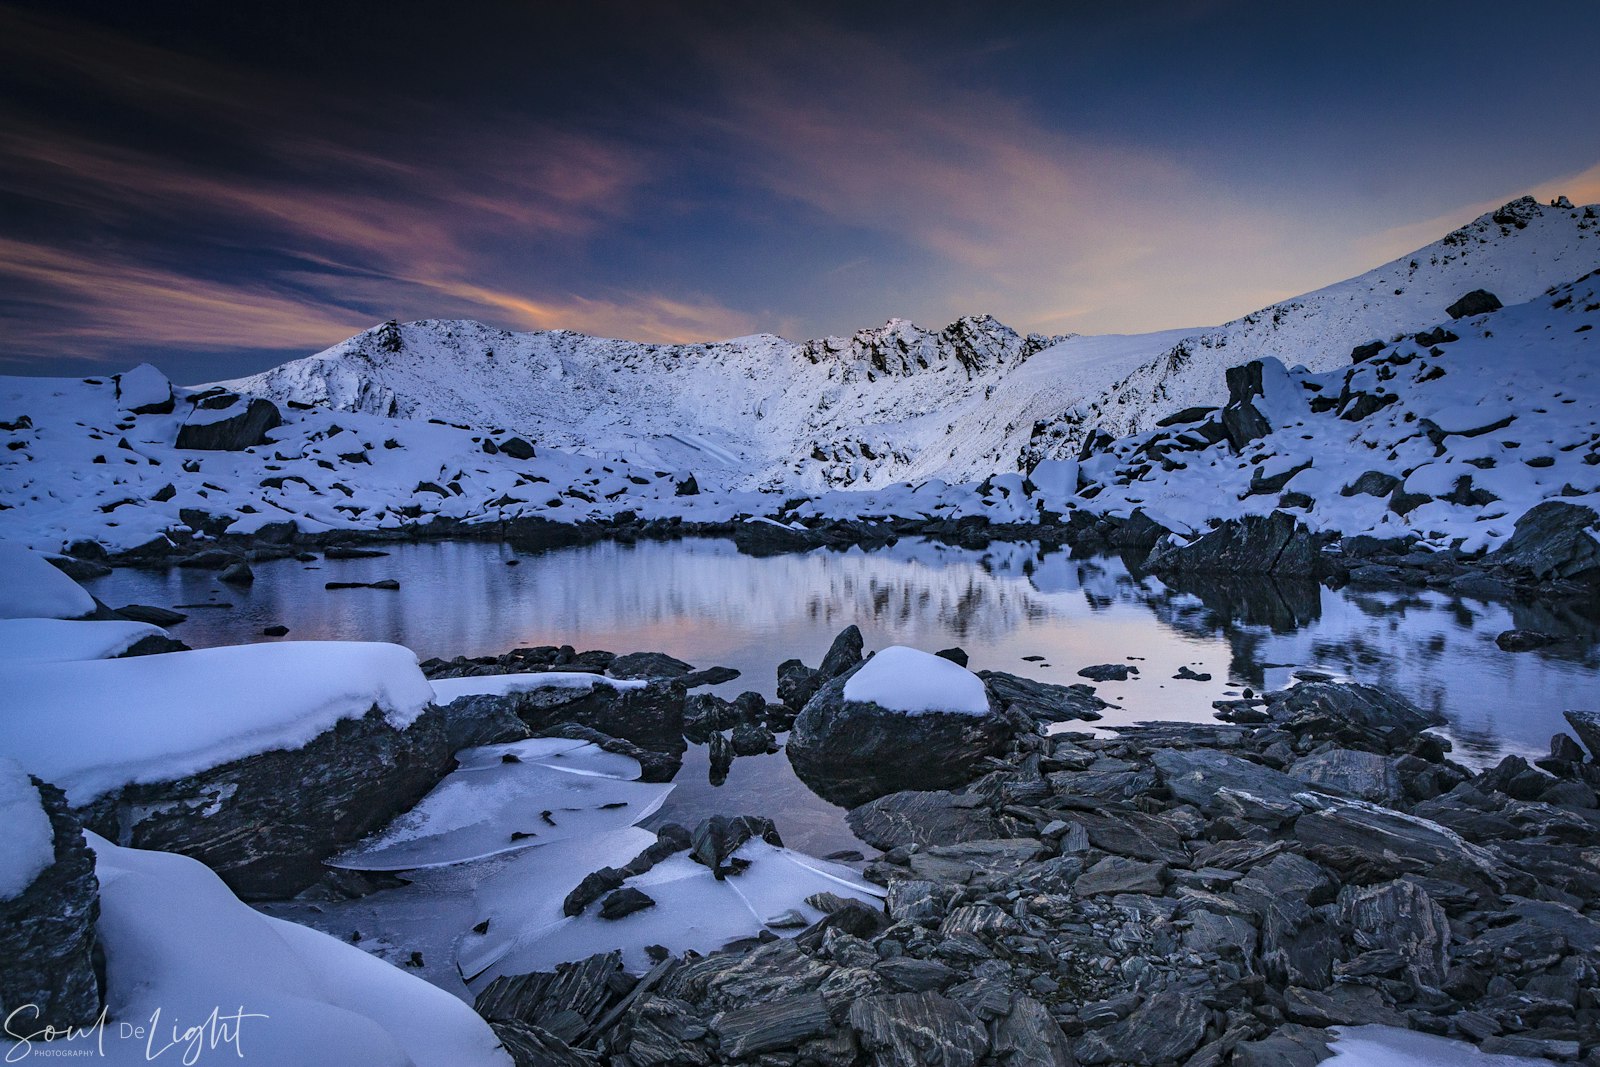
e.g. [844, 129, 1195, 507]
[798, 314, 1065, 379]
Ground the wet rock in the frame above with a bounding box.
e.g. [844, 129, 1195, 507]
[607, 651, 695, 680]
[1495, 628, 1560, 651]
[1076, 663, 1134, 682]
[979, 670, 1106, 723]
[730, 723, 776, 756]
[935, 647, 968, 666]
[777, 660, 822, 712]
[1487, 501, 1600, 587]
[1562, 710, 1600, 761]
[113, 603, 187, 626]
[1173, 665, 1212, 681]
[0, 777, 101, 1030]
[218, 560, 255, 585]
[1145, 510, 1324, 577]
[175, 396, 281, 450]
[1262, 680, 1444, 750]
[847, 991, 988, 1067]
[788, 656, 1016, 808]
[75, 705, 453, 899]
[1073, 989, 1208, 1065]
[818, 625, 865, 681]
[473, 950, 623, 1037]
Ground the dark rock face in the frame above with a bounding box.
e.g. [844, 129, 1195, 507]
[978, 671, 1107, 724]
[1145, 511, 1324, 577]
[75, 705, 453, 900]
[0, 778, 101, 1031]
[787, 670, 1017, 808]
[1445, 288, 1503, 319]
[731, 520, 821, 556]
[1221, 361, 1275, 450]
[1074, 988, 1208, 1065]
[1487, 501, 1600, 587]
[175, 397, 282, 451]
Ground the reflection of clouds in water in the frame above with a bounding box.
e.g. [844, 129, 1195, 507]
[80, 538, 1599, 768]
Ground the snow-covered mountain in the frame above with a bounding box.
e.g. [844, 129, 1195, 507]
[220, 196, 1598, 492]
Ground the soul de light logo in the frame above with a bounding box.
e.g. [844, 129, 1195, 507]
[5, 1004, 269, 1064]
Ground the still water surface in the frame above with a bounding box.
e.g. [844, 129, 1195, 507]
[84, 537, 1600, 855]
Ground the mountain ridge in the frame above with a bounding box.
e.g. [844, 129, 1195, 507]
[218, 196, 1599, 492]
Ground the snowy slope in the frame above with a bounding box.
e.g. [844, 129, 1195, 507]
[0, 370, 765, 553]
[220, 197, 1598, 489]
[1024, 196, 1600, 463]
[220, 315, 1068, 492]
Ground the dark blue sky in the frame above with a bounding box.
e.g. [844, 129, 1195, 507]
[2, 0, 1597, 381]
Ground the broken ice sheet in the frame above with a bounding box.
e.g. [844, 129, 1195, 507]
[463, 838, 885, 982]
[330, 739, 671, 871]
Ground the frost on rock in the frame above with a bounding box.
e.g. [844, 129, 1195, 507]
[463, 838, 884, 981]
[0, 543, 96, 621]
[0, 641, 435, 804]
[0, 757, 52, 899]
[842, 645, 990, 715]
[81, 832, 511, 1067]
[331, 738, 671, 871]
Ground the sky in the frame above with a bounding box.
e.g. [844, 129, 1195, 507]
[2, 0, 1598, 382]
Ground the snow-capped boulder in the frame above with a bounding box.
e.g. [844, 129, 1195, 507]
[0, 763, 101, 1031]
[787, 645, 1018, 807]
[2, 643, 453, 898]
[0, 543, 96, 620]
[112, 363, 173, 415]
[175, 393, 282, 450]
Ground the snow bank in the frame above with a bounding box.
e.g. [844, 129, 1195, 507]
[0, 641, 434, 804]
[76, 832, 510, 1066]
[0, 617, 167, 664]
[0, 758, 51, 899]
[0, 542, 95, 620]
[430, 670, 646, 704]
[842, 645, 990, 715]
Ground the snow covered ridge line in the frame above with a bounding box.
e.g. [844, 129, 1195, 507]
[1, 249, 1597, 574]
[215, 196, 1598, 491]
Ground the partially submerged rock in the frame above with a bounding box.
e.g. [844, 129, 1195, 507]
[787, 644, 1019, 807]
